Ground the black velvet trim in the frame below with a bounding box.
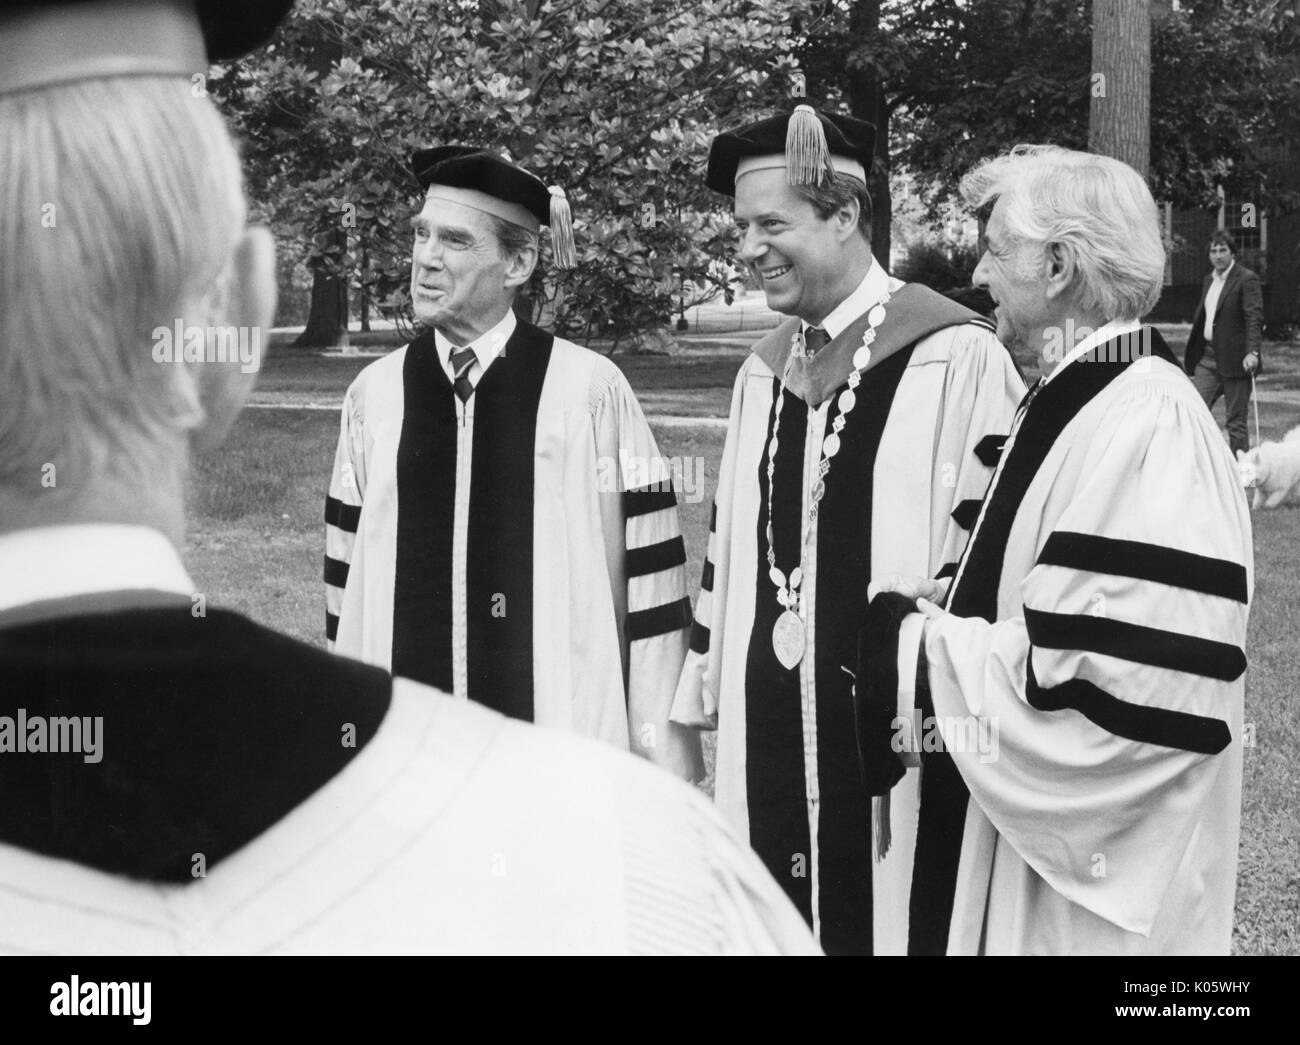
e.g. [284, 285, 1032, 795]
[1037, 532, 1248, 604]
[626, 596, 692, 641]
[324, 496, 361, 533]
[626, 536, 687, 578]
[1024, 608, 1246, 681]
[1026, 654, 1231, 754]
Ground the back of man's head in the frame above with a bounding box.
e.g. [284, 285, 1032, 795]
[0, 77, 252, 518]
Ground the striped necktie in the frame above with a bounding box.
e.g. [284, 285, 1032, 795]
[803, 325, 830, 357]
[450, 347, 477, 403]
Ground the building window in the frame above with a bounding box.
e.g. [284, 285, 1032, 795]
[1218, 187, 1268, 277]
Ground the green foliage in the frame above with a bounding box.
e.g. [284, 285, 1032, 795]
[893, 239, 971, 288]
[894, 238, 991, 313]
[209, 0, 799, 342]
[791, 0, 1300, 213]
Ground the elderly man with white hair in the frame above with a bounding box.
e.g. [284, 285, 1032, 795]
[856, 145, 1253, 954]
[0, 0, 816, 956]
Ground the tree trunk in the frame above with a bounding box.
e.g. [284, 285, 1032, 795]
[846, 0, 891, 268]
[293, 21, 347, 349]
[359, 242, 370, 334]
[1089, 0, 1151, 177]
[295, 227, 349, 348]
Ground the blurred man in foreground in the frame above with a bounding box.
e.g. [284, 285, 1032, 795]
[0, 0, 815, 956]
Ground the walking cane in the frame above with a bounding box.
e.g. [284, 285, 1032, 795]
[1251, 371, 1261, 450]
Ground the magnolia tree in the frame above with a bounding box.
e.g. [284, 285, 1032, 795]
[209, 0, 804, 346]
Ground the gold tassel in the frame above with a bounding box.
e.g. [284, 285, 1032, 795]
[785, 104, 834, 186]
[873, 793, 891, 862]
[548, 186, 576, 270]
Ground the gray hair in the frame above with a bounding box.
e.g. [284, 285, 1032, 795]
[0, 77, 245, 499]
[960, 144, 1165, 320]
[488, 214, 540, 265]
[793, 173, 873, 242]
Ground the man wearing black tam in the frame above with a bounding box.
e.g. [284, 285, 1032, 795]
[323, 146, 704, 782]
[673, 105, 1026, 955]
[0, 0, 814, 955]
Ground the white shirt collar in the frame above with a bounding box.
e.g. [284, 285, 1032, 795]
[433, 308, 517, 375]
[0, 524, 193, 615]
[807, 259, 897, 341]
[1043, 317, 1143, 385]
[1212, 259, 1234, 282]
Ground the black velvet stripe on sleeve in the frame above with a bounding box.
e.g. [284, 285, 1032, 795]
[325, 611, 339, 642]
[700, 559, 715, 593]
[1036, 532, 1249, 604]
[689, 619, 710, 654]
[626, 536, 686, 578]
[393, 331, 457, 693]
[323, 555, 350, 588]
[465, 322, 553, 722]
[1024, 608, 1246, 681]
[324, 496, 361, 533]
[626, 596, 692, 641]
[1026, 654, 1231, 754]
[624, 485, 677, 517]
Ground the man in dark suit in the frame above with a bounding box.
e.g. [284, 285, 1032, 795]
[1183, 230, 1264, 454]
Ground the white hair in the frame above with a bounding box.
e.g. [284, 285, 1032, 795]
[960, 144, 1165, 321]
[0, 77, 246, 500]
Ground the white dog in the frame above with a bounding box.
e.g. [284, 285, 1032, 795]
[1237, 425, 1300, 509]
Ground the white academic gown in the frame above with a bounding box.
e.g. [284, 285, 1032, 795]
[0, 524, 817, 956]
[672, 267, 1025, 954]
[325, 317, 699, 779]
[872, 323, 1252, 954]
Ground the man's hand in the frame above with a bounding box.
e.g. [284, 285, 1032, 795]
[867, 573, 949, 605]
[1243, 352, 1260, 376]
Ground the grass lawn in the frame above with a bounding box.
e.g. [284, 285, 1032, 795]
[190, 330, 1300, 955]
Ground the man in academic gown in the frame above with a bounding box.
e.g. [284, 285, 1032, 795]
[0, 0, 817, 956]
[670, 106, 1026, 955]
[324, 148, 702, 780]
[859, 145, 1252, 955]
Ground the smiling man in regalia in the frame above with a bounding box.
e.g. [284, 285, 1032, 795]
[671, 106, 1025, 954]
